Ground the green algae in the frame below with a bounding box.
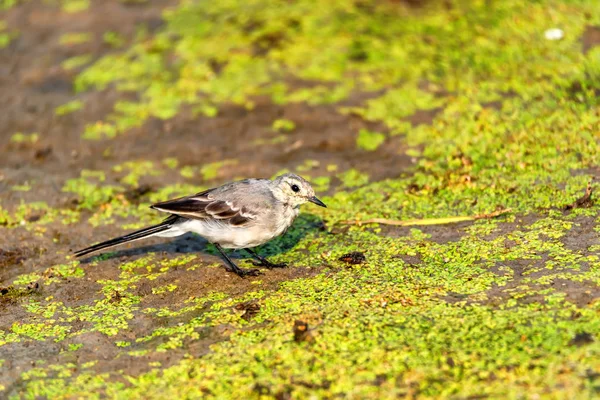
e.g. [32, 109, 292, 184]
[9, 212, 600, 397]
[71, 0, 600, 140]
[0, 0, 18, 10]
[177, 160, 239, 181]
[61, 54, 92, 71]
[0, 20, 17, 49]
[310, 176, 331, 193]
[356, 129, 385, 151]
[346, 85, 445, 135]
[11, 322, 70, 342]
[11, 182, 32, 192]
[58, 0, 89, 14]
[55, 99, 83, 116]
[0, 30, 13, 49]
[5, 206, 600, 397]
[272, 118, 296, 133]
[62, 170, 121, 210]
[58, 32, 91, 46]
[113, 160, 161, 187]
[295, 159, 320, 173]
[252, 135, 288, 146]
[103, 31, 125, 48]
[337, 168, 369, 189]
[12, 261, 84, 287]
[0, 201, 79, 229]
[53, 168, 192, 228]
[2, 254, 199, 350]
[3, 0, 600, 398]
[66, 343, 82, 352]
[5, 0, 597, 230]
[10, 132, 38, 144]
[200, 160, 238, 181]
[162, 157, 179, 170]
[151, 284, 177, 295]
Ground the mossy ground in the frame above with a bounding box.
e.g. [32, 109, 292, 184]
[1, 0, 600, 398]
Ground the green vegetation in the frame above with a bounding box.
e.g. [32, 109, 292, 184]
[61, 54, 92, 71]
[113, 161, 161, 187]
[0, 0, 18, 10]
[200, 160, 238, 181]
[10, 132, 38, 144]
[12, 261, 84, 286]
[55, 100, 84, 116]
[0, 20, 17, 49]
[59, 0, 89, 14]
[337, 168, 370, 189]
[356, 129, 385, 151]
[5, 214, 600, 397]
[272, 118, 296, 133]
[103, 31, 124, 48]
[59, 32, 91, 46]
[1, 0, 600, 398]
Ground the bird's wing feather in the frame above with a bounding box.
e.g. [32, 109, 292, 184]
[150, 187, 259, 227]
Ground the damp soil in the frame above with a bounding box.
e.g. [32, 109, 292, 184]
[0, 1, 410, 389]
[0, 1, 599, 396]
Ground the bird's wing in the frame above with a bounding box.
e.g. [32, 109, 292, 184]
[150, 186, 260, 227]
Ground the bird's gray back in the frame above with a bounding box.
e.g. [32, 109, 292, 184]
[209, 178, 278, 218]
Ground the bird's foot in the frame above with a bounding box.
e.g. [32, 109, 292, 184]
[251, 260, 288, 269]
[244, 249, 288, 269]
[234, 267, 263, 277]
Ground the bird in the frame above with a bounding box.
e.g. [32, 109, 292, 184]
[74, 173, 327, 277]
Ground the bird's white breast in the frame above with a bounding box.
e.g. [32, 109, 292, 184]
[177, 205, 299, 249]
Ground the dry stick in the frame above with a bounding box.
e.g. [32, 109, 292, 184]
[339, 208, 512, 227]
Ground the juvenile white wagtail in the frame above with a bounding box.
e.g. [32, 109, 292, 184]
[75, 173, 327, 277]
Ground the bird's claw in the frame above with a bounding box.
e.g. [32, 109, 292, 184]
[237, 268, 262, 277]
[251, 260, 288, 269]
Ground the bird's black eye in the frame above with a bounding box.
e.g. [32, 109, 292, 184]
[291, 184, 300, 193]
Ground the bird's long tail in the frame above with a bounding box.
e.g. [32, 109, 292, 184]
[74, 215, 180, 258]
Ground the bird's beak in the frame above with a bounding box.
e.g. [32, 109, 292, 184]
[309, 196, 327, 208]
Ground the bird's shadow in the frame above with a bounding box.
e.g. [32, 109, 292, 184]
[78, 214, 326, 265]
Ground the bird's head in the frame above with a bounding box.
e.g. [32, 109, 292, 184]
[272, 173, 327, 208]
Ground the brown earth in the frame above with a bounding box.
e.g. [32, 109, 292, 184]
[0, 1, 415, 389]
[1, 2, 598, 396]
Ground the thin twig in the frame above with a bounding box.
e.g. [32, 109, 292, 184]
[338, 208, 512, 227]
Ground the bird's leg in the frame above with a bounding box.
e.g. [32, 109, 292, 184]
[245, 248, 288, 269]
[213, 244, 261, 277]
